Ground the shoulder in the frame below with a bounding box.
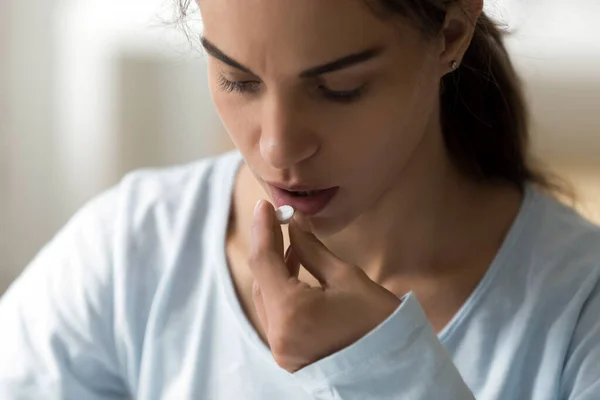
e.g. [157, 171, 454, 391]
[518, 186, 600, 300]
[19, 150, 242, 280]
[114, 150, 241, 220]
[95, 150, 242, 260]
[55, 150, 242, 288]
[533, 188, 600, 268]
[74, 151, 241, 237]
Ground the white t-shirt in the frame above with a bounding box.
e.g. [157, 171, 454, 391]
[1, 150, 600, 399]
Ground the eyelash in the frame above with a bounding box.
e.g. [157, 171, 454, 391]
[318, 84, 365, 103]
[217, 74, 261, 94]
[217, 74, 365, 103]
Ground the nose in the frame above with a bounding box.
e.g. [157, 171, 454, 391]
[259, 94, 319, 170]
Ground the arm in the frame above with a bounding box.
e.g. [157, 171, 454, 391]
[292, 293, 475, 400]
[0, 190, 129, 399]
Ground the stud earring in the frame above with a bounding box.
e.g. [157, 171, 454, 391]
[451, 60, 459, 70]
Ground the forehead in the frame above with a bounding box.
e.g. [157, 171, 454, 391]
[198, 0, 409, 75]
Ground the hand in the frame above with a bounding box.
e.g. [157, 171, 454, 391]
[249, 200, 402, 373]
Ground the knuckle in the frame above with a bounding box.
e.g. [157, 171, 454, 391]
[269, 331, 291, 356]
[272, 354, 294, 372]
[247, 251, 263, 270]
[269, 331, 301, 370]
[248, 249, 279, 271]
[252, 281, 262, 299]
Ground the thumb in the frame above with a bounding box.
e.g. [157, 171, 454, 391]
[288, 214, 347, 287]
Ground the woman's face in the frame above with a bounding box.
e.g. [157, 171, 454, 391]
[199, 0, 446, 234]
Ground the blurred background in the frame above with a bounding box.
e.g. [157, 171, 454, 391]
[1, 0, 599, 294]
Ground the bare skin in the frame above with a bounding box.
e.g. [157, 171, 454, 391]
[226, 163, 521, 347]
[198, 0, 523, 369]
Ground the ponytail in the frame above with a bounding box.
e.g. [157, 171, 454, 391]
[374, 1, 562, 193]
[440, 13, 534, 190]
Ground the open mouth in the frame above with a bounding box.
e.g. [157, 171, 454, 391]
[288, 190, 323, 197]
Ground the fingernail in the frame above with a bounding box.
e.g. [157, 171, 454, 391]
[284, 245, 292, 261]
[254, 199, 263, 217]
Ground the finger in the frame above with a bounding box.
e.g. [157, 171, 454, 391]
[289, 214, 347, 287]
[249, 200, 290, 297]
[253, 199, 285, 255]
[252, 280, 269, 334]
[284, 245, 301, 279]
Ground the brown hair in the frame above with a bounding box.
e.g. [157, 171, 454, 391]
[373, 0, 564, 194]
[175, 0, 566, 195]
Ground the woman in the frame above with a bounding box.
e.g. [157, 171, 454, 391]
[1, 0, 599, 398]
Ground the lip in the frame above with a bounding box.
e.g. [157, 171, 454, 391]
[267, 184, 339, 216]
[267, 182, 332, 192]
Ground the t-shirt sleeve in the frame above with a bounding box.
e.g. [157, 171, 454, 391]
[0, 189, 129, 399]
[561, 278, 600, 400]
[292, 293, 475, 399]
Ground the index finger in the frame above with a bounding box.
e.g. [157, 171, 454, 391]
[248, 200, 291, 298]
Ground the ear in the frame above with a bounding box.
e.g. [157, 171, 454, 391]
[439, 0, 484, 74]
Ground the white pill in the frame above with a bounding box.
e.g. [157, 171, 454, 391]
[275, 205, 295, 225]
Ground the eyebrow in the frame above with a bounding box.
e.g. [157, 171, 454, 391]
[299, 47, 383, 78]
[200, 36, 384, 78]
[201, 36, 254, 74]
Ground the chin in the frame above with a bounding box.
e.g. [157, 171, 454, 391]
[305, 209, 355, 239]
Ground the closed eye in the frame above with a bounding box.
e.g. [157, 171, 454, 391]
[318, 84, 366, 103]
[217, 74, 261, 94]
[217, 74, 367, 104]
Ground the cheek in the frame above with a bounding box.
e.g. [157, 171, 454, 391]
[211, 88, 260, 153]
[323, 94, 427, 171]
[207, 63, 261, 151]
[325, 72, 439, 191]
